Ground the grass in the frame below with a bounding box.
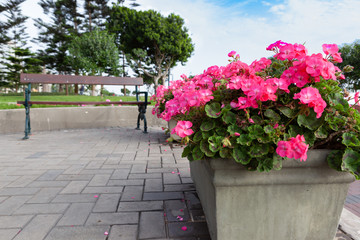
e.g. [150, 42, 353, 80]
[0, 95, 152, 110]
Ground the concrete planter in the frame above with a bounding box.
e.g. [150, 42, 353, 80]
[190, 150, 355, 240]
[168, 119, 181, 141]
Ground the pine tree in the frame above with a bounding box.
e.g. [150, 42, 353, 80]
[0, 0, 42, 90]
[34, 0, 81, 75]
[83, 0, 109, 31]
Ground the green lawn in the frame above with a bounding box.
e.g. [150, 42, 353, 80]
[0, 95, 152, 110]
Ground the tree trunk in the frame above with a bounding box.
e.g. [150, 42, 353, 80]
[123, 85, 126, 96]
[91, 85, 96, 96]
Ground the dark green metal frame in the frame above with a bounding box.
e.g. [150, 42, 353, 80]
[135, 88, 148, 133]
[22, 83, 32, 140]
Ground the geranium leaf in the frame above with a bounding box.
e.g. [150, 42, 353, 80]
[273, 155, 283, 170]
[192, 145, 204, 161]
[215, 127, 227, 137]
[297, 109, 323, 130]
[208, 136, 222, 152]
[264, 125, 275, 135]
[200, 121, 216, 131]
[200, 139, 216, 157]
[220, 148, 232, 158]
[342, 132, 360, 147]
[315, 125, 328, 139]
[181, 145, 191, 158]
[227, 125, 243, 135]
[205, 102, 221, 118]
[257, 157, 273, 172]
[327, 150, 343, 171]
[237, 134, 252, 146]
[193, 131, 203, 142]
[249, 143, 269, 157]
[222, 111, 237, 124]
[325, 115, 347, 131]
[279, 107, 295, 118]
[232, 146, 250, 164]
[264, 109, 281, 122]
[342, 148, 360, 178]
[328, 93, 350, 112]
[248, 125, 264, 139]
[202, 130, 214, 140]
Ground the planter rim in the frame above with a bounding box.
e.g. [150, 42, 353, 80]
[191, 149, 355, 187]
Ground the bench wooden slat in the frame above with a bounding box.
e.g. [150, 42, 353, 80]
[20, 73, 144, 86]
[17, 101, 149, 105]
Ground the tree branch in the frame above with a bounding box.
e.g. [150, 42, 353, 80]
[310, 129, 351, 149]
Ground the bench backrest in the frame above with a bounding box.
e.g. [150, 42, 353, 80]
[20, 73, 143, 86]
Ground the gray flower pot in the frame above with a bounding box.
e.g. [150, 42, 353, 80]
[190, 150, 355, 240]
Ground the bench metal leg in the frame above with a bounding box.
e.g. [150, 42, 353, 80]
[23, 104, 31, 140]
[136, 104, 148, 133]
[22, 84, 32, 140]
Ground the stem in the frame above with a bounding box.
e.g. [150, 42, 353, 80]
[285, 108, 305, 127]
[311, 129, 351, 149]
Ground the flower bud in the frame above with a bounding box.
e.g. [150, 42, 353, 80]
[343, 65, 354, 73]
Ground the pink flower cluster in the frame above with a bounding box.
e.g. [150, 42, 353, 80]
[171, 121, 194, 138]
[276, 135, 309, 161]
[294, 87, 326, 118]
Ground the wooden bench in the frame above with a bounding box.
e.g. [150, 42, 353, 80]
[17, 73, 149, 139]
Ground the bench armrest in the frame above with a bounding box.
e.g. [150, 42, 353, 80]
[135, 91, 148, 105]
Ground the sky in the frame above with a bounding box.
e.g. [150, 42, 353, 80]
[18, 0, 360, 93]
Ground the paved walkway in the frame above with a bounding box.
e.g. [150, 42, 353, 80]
[0, 127, 358, 240]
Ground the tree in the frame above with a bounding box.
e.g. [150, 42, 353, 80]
[68, 29, 120, 95]
[0, 0, 42, 90]
[34, 0, 81, 75]
[1, 47, 42, 90]
[121, 87, 130, 95]
[107, 6, 194, 91]
[83, 0, 109, 31]
[338, 40, 360, 91]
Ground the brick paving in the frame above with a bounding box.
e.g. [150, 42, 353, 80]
[0, 127, 357, 240]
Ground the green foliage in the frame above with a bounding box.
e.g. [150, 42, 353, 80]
[68, 29, 120, 76]
[338, 40, 360, 91]
[107, 6, 194, 89]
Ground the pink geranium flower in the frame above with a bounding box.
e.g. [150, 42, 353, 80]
[276, 135, 308, 161]
[171, 121, 194, 138]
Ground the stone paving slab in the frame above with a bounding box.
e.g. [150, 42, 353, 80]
[0, 127, 357, 239]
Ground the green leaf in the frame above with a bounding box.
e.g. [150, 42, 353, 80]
[193, 131, 203, 142]
[273, 155, 283, 170]
[297, 109, 323, 130]
[215, 127, 227, 137]
[328, 93, 350, 112]
[208, 136, 223, 152]
[220, 148, 232, 158]
[264, 125, 275, 135]
[342, 148, 360, 178]
[327, 150, 343, 171]
[181, 145, 191, 158]
[200, 139, 216, 157]
[315, 125, 328, 139]
[227, 125, 242, 135]
[257, 158, 273, 172]
[200, 121, 216, 131]
[202, 130, 213, 140]
[303, 131, 316, 146]
[279, 107, 295, 118]
[250, 115, 262, 124]
[264, 109, 281, 122]
[248, 125, 264, 139]
[342, 132, 360, 147]
[325, 115, 347, 131]
[192, 145, 204, 161]
[222, 111, 237, 124]
[205, 102, 221, 118]
[237, 134, 252, 146]
[233, 146, 250, 164]
[249, 144, 269, 157]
